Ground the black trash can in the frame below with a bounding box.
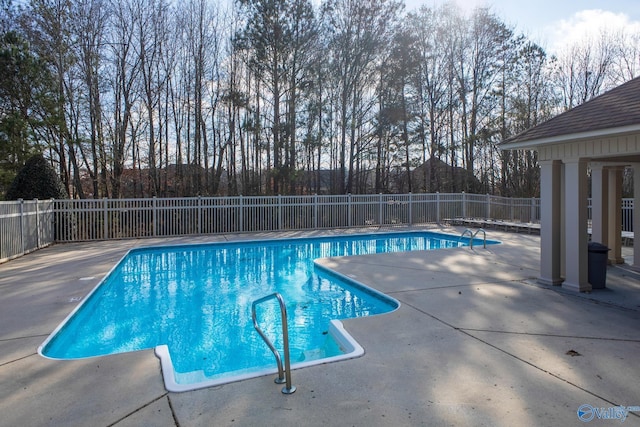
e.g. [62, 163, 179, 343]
[588, 242, 610, 289]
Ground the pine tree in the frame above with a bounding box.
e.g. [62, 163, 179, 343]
[0, 30, 59, 197]
[5, 154, 68, 200]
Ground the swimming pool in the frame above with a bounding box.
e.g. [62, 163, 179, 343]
[39, 231, 496, 392]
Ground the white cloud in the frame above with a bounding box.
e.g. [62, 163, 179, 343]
[545, 9, 640, 54]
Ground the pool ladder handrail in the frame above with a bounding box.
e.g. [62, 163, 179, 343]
[460, 228, 487, 249]
[251, 292, 296, 394]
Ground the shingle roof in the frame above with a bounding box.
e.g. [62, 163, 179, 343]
[502, 76, 640, 147]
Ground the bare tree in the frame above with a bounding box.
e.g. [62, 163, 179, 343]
[408, 7, 450, 192]
[133, 0, 170, 196]
[611, 29, 640, 84]
[7, 0, 640, 200]
[555, 31, 617, 110]
[106, 0, 140, 199]
[27, 0, 84, 197]
[70, 0, 109, 197]
[322, 0, 402, 193]
[456, 7, 514, 192]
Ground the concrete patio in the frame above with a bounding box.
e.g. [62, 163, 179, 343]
[1, 226, 639, 426]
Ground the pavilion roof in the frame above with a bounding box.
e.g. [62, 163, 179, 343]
[502, 76, 640, 149]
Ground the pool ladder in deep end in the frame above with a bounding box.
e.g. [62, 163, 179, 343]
[251, 292, 296, 394]
[460, 228, 487, 249]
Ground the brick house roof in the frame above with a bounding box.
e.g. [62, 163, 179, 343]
[502, 76, 640, 148]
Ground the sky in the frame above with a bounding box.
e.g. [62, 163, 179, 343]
[405, 0, 640, 54]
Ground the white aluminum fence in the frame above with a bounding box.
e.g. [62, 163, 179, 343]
[52, 193, 543, 242]
[586, 198, 634, 232]
[622, 198, 634, 232]
[0, 194, 634, 258]
[0, 199, 55, 262]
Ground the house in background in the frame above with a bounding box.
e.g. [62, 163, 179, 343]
[501, 76, 640, 292]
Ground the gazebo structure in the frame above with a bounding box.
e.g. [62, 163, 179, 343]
[501, 76, 640, 292]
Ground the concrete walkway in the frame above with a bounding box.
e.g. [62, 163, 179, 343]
[1, 226, 639, 426]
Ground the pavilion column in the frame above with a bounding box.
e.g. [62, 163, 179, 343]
[590, 163, 608, 245]
[538, 160, 562, 285]
[634, 164, 640, 269]
[563, 159, 590, 292]
[607, 167, 624, 264]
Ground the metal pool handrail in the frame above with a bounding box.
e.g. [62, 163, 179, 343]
[251, 292, 296, 394]
[460, 228, 487, 249]
[473, 228, 487, 249]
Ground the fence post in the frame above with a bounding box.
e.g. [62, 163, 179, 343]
[314, 194, 318, 229]
[152, 197, 157, 237]
[51, 198, 56, 243]
[19, 199, 25, 256]
[35, 199, 40, 249]
[436, 192, 440, 224]
[462, 192, 466, 218]
[408, 192, 413, 225]
[103, 198, 108, 240]
[239, 195, 244, 232]
[33, 199, 40, 249]
[278, 194, 283, 230]
[486, 194, 491, 220]
[198, 196, 202, 234]
[50, 199, 55, 244]
[510, 197, 514, 221]
[379, 193, 383, 225]
[348, 193, 352, 228]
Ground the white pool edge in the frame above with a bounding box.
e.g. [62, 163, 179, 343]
[155, 319, 365, 393]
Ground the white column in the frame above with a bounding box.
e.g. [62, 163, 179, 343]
[590, 163, 608, 245]
[563, 159, 590, 292]
[560, 163, 566, 279]
[607, 167, 624, 264]
[539, 160, 563, 285]
[634, 164, 640, 269]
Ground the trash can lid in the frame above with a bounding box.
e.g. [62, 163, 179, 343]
[588, 242, 610, 252]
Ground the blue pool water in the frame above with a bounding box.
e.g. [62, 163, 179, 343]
[40, 231, 495, 390]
